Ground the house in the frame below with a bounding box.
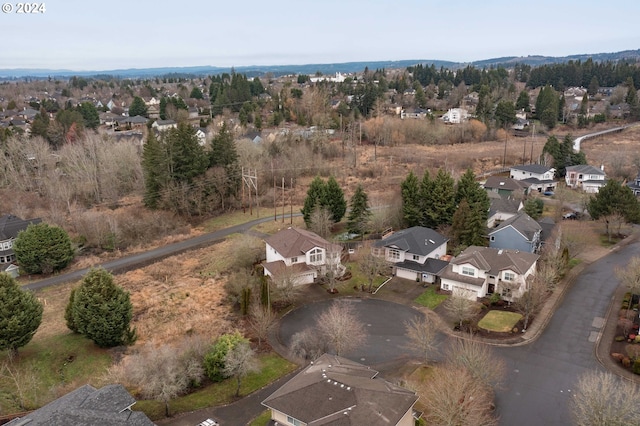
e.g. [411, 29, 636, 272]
[5, 384, 155, 426]
[117, 115, 148, 127]
[488, 212, 542, 253]
[627, 171, 640, 196]
[509, 164, 557, 193]
[263, 227, 343, 285]
[373, 226, 449, 283]
[1, 262, 20, 279]
[0, 214, 41, 269]
[400, 108, 429, 119]
[262, 353, 418, 426]
[483, 176, 529, 197]
[441, 108, 469, 124]
[439, 246, 539, 302]
[195, 127, 207, 146]
[309, 72, 346, 83]
[565, 164, 606, 193]
[487, 192, 523, 228]
[188, 106, 199, 119]
[152, 119, 177, 132]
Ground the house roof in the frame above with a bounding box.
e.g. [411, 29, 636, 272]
[262, 354, 417, 426]
[373, 226, 448, 256]
[489, 212, 542, 241]
[265, 227, 341, 259]
[488, 195, 521, 217]
[451, 245, 539, 276]
[565, 164, 605, 175]
[510, 164, 553, 175]
[263, 260, 314, 277]
[5, 384, 154, 426]
[484, 176, 530, 192]
[154, 119, 176, 126]
[0, 214, 41, 241]
[395, 258, 449, 275]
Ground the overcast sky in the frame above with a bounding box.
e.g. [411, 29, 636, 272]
[2, 0, 639, 70]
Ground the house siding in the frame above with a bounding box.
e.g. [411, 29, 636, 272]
[489, 226, 536, 253]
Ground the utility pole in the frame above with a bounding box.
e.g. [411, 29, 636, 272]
[242, 168, 258, 216]
[282, 177, 285, 223]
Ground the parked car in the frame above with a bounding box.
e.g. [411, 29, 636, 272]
[196, 419, 219, 426]
[543, 190, 554, 196]
[563, 212, 578, 220]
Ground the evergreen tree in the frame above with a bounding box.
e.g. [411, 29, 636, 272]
[347, 184, 372, 235]
[588, 76, 599, 97]
[70, 268, 135, 348]
[166, 123, 208, 183]
[142, 131, 167, 209]
[401, 171, 421, 227]
[426, 169, 456, 227]
[625, 77, 640, 120]
[418, 170, 434, 227]
[536, 85, 558, 129]
[523, 198, 544, 220]
[210, 122, 240, 197]
[129, 96, 148, 117]
[30, 109, 50, 139]
[301, 176, 327, 227]
[516, 90, 531, 112]
[494, 100, 516, 128]
[325, 176, 346, 223]
[0, 273, 43, 356]
[190, 87, 204, 99]
[14, 223, 75, 275]
[451, 199, 471, 248]
[78, 102, 100, 129]
[588, 180, 640, 241]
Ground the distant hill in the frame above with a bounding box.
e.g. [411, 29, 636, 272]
[1, 49, 639, 79]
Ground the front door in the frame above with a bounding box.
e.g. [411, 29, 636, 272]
[488, 283, 495, 294]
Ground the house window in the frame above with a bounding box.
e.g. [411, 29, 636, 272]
[504, 272, 515, 281]
[461, 266, 475, 277]
[388, 249, 400, 261]
[309, 248, 323, 263]
[287, 416, 304, 426]
[412, 254, 419, 261]
[0, 256, 4, 263]
[441, 283, 450, 291]
[291, 257, 298, 263]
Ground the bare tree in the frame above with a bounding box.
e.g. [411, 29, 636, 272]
[444, 294, 480, 329]
[404, 315, 438, 364]
[560, 222, 593, 260]
[316, 301, 367, 356]
[289, 329, 326, 360]
[230, 235, 264, 272]
[223, 340, 259, 397]
[359, 250, 388, 293]
[248, 304, 276, 346]
[410, 365, 498, 426]
[111, 337, 206, 417]
[270, 267, 302, 306]
[309, 205, 333, 239]
[445, 337, 506, 389]
[0, 360, 41, 410]
[513, 276, 547, 331]
[571, 370, 640, 426]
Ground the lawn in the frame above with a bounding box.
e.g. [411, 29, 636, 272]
[414, 286, 449, 309]
[249, 410, 272, 426]
[134, 352, 297, 420]
[0, 333, 113, 413]
[477, 310, 523, 332]
[199, 207, 275, 232]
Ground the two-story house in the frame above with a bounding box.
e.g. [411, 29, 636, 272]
[487, 192, 523, 228]
[509, 164, 557, 193]
[627, 171, 640, 196]
[373, 226, 449, 284]
[263, 227, 343, 285]
[565, 164, 606, 193]
[262, 353, 418, 426]
[439, 246, 539, 302]
[488, 212, 542, 253]
[0, 214, 41, 276]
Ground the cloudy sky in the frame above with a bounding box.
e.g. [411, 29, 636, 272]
[2, 0, 639, 70]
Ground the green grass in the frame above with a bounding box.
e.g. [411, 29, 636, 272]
[135, 352, 297, 420]
[414, 286, 449, 309]
[0, 333, 112, 412]
[249, 410, 272, 426]
[199, 208, 274, 232]
[478, 310, 523, 332]
[568, 258, 582, 268]
[343, 262, 388, 291]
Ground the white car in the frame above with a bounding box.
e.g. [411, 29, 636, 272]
[196, 419, 219, 426]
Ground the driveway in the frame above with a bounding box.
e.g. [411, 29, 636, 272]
[278, 298, 447, 372]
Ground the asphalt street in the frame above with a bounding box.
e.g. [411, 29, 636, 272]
[22, 213, 300, 291]
[494, 240, 640, 425]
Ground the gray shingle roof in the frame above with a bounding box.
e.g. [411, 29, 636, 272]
[395, 258, 449, 274]
[488, 195, 521, 217]
[0, 214, 41, 241]
[565, 164, 605, 175]
[262, 354, 417, 426]
[489, 212, 542, 241]
[510, 164, 553, 174]
[451, 245, 539, 276]
[484, 176, 530, 191]
[373, 226, 448, 256]
[5, 384, 154, 426]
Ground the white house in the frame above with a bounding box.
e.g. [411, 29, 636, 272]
[373, 226, 449, 283]
[152, 119, 178, 132]
[441, 108, 469, 124]
[565, 164, 606, 193]
[309, 72, 347, 83]
[263, 227, 343, 285]
[439, 246, 539, 302]
[509, 164, 557, 193]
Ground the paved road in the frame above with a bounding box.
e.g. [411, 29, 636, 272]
[494, 240, 640, 425]
[23, 213, 300, 291]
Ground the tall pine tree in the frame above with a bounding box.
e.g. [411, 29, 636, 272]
[426, 169, 456, 227]
[325, 176, 346, 223]
[301, 176, 327, 227]
[401, 171, 422, 227]
[347, 184, 371, 235]
[142, 131, 167, 209]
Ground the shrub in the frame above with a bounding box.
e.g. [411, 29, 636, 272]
[623, 357, 632, 368]
[615, 336, 626, 342]
[13, 222, 75, 274]
[204, 332, 247, 382]
[633, 358, 640, 375]
[611, 352, 625, 363]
